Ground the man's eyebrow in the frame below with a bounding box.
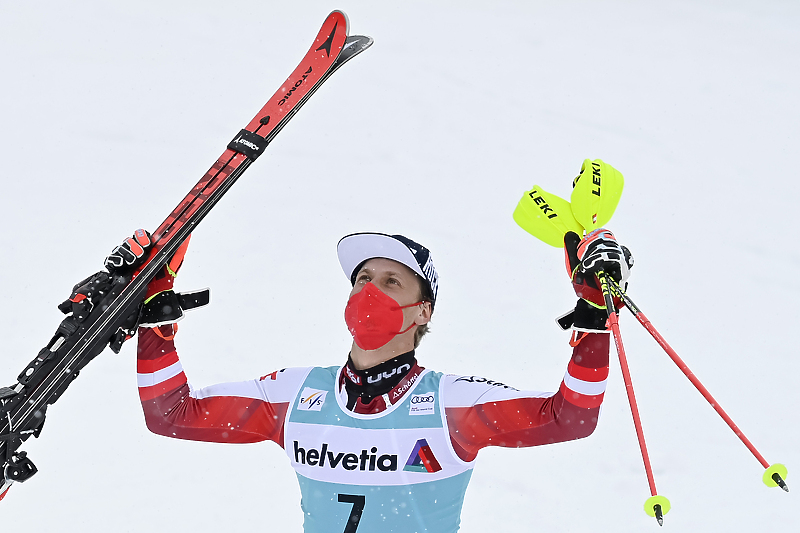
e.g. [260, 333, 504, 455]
[356, 267, 407, 278]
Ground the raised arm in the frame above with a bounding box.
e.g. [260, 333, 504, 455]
[444, 332, 608, 462]
[444, 229, 631, 462]
[106, 231, 308, 447]
[137, 325, 307, 446]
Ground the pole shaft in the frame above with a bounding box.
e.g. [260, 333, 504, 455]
[608, 311, 659, 495]
[599, 273, 659, 496]
[609, 279, 770, 469]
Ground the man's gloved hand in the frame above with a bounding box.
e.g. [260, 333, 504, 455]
[57, 229, 155, 352]
[62, 228, 154, 318]
[559, 229, 634, 332]
[104, 229, 153, 274]
[58, 230, 207, 350]
[566, 228, 633, 299]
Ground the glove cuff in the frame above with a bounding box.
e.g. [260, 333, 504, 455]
[140, 288, 211, 328]
[556, 299, 616, 332]
[573, 299, 611, 331]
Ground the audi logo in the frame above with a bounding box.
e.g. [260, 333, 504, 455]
[411, 396, 435, 404]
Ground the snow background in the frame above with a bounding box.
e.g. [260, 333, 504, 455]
[0, 0, 797, 531]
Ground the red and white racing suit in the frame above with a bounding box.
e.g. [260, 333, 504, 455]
[136, 326, 609, 462]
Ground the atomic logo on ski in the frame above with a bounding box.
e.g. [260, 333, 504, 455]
[403, 439, 442, 473]
[316, 20, 338, 57]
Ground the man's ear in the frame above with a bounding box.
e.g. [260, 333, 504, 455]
[415, 301, 432, 326]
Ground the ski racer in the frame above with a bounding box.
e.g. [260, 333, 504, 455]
[110, 226, 632, 532]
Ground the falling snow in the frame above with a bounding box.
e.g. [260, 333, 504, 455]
[0, 1, 797, 532]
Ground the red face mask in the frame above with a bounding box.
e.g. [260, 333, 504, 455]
[344, 282, 423, 351]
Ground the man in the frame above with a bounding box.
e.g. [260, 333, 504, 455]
[110, 227, 631, 532]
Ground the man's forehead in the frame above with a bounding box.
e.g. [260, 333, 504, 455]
[358, 257, 417, 277]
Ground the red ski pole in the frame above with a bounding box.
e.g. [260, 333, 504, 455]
[598, 272, 670, 526]
[607, 277, 789, 493]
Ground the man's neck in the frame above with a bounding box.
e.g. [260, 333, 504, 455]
[342, 350, 420, 412]
[349, 335, 415, 370]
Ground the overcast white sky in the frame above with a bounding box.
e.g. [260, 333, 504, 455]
[0, 1, 797, 531]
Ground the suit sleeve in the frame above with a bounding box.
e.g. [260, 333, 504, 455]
[136, 324, 309, 448]
[443, 332, 609, 462]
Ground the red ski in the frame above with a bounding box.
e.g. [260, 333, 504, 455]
[154, 10, 370, 251]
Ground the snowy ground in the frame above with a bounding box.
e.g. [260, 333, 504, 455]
[0, 1, 797, 531]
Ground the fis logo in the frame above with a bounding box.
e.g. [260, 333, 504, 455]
[409, 392, 435, 416]
[403, 439, 442, 473]
[298, 387, 327, 411]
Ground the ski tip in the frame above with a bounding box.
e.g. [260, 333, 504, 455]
[327, 10, 349, 28]
[332, 35, 374, 68]
[345, 35, 374, 53]
[763, 463, 789, 491]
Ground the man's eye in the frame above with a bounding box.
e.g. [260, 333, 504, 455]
[357, 274, 370, 282]
[387, 278, 399, 285]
